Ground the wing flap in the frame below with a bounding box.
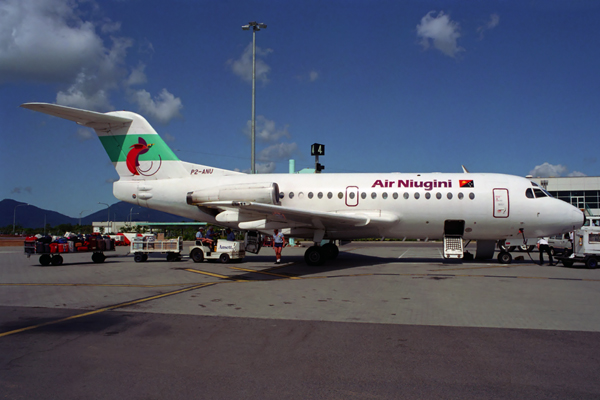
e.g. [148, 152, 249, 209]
[203, 201, 399, 230]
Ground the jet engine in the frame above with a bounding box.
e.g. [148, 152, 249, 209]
[186, 182, 280, 205]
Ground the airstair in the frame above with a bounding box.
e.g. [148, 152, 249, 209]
[443, 220, 465, 259]
[443, 236, 464, 259]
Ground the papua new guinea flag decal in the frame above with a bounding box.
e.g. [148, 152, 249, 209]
[459, 180, 474, 188]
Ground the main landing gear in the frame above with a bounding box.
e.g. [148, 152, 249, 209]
[497, 251, 513, 264]
[304, 242, 339, 266]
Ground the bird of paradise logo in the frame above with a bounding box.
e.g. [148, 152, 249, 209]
[126, 137, 162, 176]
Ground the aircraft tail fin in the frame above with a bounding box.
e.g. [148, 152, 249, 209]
[20, 103, 230, 180]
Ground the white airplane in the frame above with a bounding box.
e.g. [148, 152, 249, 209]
[21, 102, 585, 265]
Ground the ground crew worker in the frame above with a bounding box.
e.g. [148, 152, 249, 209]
[537, 237, 554, 266]
[273, 229, 285, 264]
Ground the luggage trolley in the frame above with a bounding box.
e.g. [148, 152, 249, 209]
[24, 236, 115, 266]
[130, 237, 183, 262]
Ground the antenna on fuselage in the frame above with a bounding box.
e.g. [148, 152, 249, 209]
[461, 165, 470, 173]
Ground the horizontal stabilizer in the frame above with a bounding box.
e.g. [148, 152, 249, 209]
[20, 103, 132, 129]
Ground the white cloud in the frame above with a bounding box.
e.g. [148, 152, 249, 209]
[257, 142, 298, 162]
[244, 115, 291, 142]
[1, 0, 183, 117]
[477, 13, 500, 39]
[76, 127, 95, 141]
[529, 162, 586, 177]
[309, 70, 319, 82]
[255, 162, 277, 174]
[131, 88, 183, 123]
[0, 0, 104, 83]
[228, 42, 273, 84]
[56, 71, 113, 110]
[416, 11, 464, 58]
[163, 132, 176, 142]
[126, 62, 147, 86]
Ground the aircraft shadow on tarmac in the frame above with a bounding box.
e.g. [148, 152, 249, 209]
[216, 251, 485, 281]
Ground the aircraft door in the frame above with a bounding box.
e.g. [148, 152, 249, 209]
[345, 186, 359, 207]
[493, 188, 509, 218]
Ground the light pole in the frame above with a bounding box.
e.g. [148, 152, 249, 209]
[242, 21, 267, 174]
[13, 203, 29, 234]
[79, 210, 90, 226]
[98, 202, 110, 233]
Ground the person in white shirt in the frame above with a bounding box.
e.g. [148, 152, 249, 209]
[537, 237, 554, 266]
[273, 229, 285, 264]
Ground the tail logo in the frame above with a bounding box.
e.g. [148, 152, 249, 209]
[126, 137, 162, 176]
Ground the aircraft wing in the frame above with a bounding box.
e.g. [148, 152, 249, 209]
[202, 201, 399, 230]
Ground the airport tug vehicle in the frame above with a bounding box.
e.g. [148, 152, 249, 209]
[556, 217, 600, 269]
[189, 239, 246, 264]
[131, 236, 183, 262]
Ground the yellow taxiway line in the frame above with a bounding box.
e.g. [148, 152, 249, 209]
[0, 282, 216, 338]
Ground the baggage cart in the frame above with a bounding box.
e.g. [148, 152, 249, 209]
[24, 236, 115, 266]
[131, 237, 183, 262]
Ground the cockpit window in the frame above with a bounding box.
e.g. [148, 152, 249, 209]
[526, 188, 534, 199]
[529, 182, 553, 198]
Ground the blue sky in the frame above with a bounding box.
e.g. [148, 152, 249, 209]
[1, 0, 599, 218]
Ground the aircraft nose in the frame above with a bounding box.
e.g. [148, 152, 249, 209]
[567, 205, 585, 231]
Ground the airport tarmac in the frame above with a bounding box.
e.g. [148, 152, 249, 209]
[1, 241, 600, 399]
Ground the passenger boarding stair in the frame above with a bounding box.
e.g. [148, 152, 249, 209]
[443, 236, 464, 259]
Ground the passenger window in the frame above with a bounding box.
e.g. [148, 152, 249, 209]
[338, 192, 343, 199]
[436, 192, 442, 200]
[447, 193, 453, 200]
[361, 192, 367, 199]
[458, 193, 464, 200]
[298, 192, 304, 199]
[382, 192, 388, 199]
[308, 192, 314, 199]
[393, 192, 398, 199]
[289, 192, 294, 199]
[469, 193, 475, 200]
[414, 192, 420, 199]
[371, 192, 377, 199]
[349, 192, 355, 199]
[404, 192, 409, 199]
[526, 188, 534, 199]
[425, 192, 431, 199]
[318, 192, 323, 199]
[328, 192, 333, 199]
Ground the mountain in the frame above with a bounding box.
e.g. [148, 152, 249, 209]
[0, 199, 194, 229]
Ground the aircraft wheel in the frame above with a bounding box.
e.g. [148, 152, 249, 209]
[498, 251, 512, 264]
[134, 253, 144, 262]
[586, 257, 598, 269]
[219, 253, 230, 264]
[92, 253, 106, 263]
[39, 254, 51, 266]
[51, 255, 63, 266]
[304, 246, 326, 266]
[190, 248, 204, 263]
[321, 243, 339, 260]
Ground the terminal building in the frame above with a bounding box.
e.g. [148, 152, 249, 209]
[529, 176, 600, 216]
